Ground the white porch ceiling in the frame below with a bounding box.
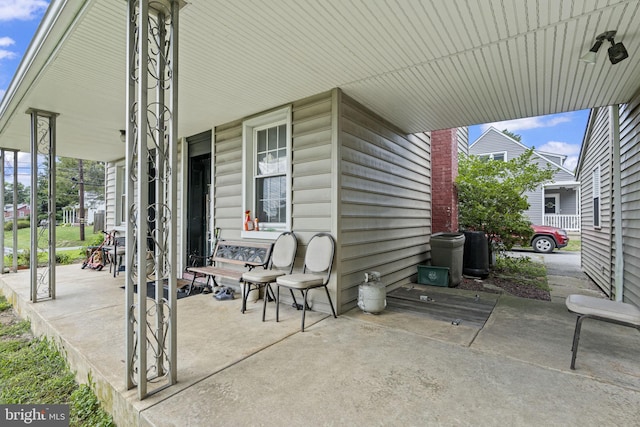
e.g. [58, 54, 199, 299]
[0, 0, 639, 162]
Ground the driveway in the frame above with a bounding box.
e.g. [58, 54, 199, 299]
[508, 248, 603, 300]
[510, 248, 584, 277]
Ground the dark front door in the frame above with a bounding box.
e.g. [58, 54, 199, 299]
[187, 131, 212, 265]
[544, 196, 558, 214]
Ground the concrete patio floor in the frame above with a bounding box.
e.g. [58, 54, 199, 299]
[1, 263, 640, 426]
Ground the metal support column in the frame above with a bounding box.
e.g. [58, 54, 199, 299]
[125, 0, 182, 399]
[27, 109, 58, 303]
[13, 150, 18, 273]
[0, 148, 18, 273]
[0, 150, 4, 274]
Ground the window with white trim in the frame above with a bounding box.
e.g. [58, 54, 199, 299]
[592, 165, 601, 228]
[478, 151, 506, 162]
[242, 107, 292, 239]
[115, 164, 126, 226]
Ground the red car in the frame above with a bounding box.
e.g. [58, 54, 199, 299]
[529, 224, 569, 253]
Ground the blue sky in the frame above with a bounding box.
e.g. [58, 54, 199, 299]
[0, 0, 49, 183]
[468, 110, 590, 172]
[0, 1, 48, 98]
[0, 1, 589, 178]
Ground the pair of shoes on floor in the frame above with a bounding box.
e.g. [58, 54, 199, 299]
[214, 286, 235, 300]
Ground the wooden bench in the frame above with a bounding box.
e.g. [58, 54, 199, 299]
[185, 240, 273, 295]
[565, 294, 640, 369]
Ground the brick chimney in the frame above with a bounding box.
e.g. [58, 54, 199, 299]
[431, 129, 459, 233]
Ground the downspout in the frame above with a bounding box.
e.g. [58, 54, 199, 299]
[610, 105, 623, 302]
[330, 88, 342, 314]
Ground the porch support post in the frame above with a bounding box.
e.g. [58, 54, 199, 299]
[0, 150, 4, 274]
[0, 148, 18, 273]
[12, 150, 18, 273]
[125, 0, 182, 399]
[26, 109, 58, 303]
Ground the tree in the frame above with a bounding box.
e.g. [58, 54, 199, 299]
[502, 129, 522, 142]
[456, 149, 557, 250]
[35, 157, 105, 222]
[4, 182, 30, 205]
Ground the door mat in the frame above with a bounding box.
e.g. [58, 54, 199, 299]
[121, 280, 193, 300]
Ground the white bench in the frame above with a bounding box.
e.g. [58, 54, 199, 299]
[565, 294, 640, 369]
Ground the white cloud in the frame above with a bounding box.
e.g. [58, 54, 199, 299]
[538, 141, 581, 172]
[0, 36, 14, 47]
[0, 36, 18, 61]
[0, 37, 16, 62]
[563, 157, 578, 172]
[0, 0, 48, 21]
[0, 88, 5, 99]
[0, 49, 17, 60]
[481, 114, 572, 133]
[537, 141, 581, 156]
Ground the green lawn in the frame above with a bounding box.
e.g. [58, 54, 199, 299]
[0, 296, 115, 426]
[563, 238, 581, 252]
[3, 226, 103, 266]
[3, 225, 103, 251]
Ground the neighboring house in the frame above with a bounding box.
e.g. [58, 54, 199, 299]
[575, 88, 640, 306]
[469, 127, 580, 231]
[62, 191, 106, 225]
[3, 203, 30, 220]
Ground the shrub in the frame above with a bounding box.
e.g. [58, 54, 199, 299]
[4, 220, 30, 232]
[55, 253, 72, 265]
[17, 250, 30, 266]
[494, 253, 550, 291]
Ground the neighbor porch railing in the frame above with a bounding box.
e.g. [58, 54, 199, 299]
[544, 214, 580, 231]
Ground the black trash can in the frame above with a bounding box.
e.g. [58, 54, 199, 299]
[430, 232, 466, 286]
[463, 231, 490, 279]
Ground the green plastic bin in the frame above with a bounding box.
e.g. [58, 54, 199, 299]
[417, 265, 449, 287]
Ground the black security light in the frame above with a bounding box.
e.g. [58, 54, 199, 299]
[580, 30, 628, 65]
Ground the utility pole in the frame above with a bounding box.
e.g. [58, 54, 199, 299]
[79, 159, 85, 241]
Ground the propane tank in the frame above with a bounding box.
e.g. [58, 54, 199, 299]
[357, 271, 386, 314]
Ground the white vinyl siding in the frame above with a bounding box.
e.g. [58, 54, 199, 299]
[104, 161, 126, 232]
[338, 92, 431, 313]
[579, 107, 613, 297]
[116, 164, 126, 226]
[457, 127, 469, 155]
[619, 89, 640, 307]
[557, 187, 578, 215]
[213, 88, 432, 315]
[214, 91, 335, 307]
[104, 162, 118, 230]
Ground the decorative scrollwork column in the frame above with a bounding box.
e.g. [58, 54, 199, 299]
[26, 109, 58, 303]
[125, 0, 182, 399]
